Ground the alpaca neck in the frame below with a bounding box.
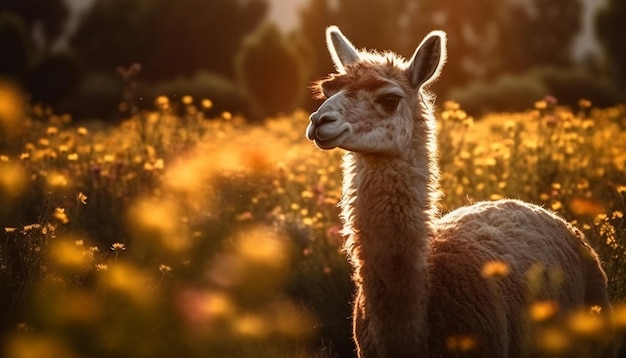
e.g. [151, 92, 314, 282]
[343, 146, 438, 285]
[341, 112, 439, 351]
[342, 113, 440, 273]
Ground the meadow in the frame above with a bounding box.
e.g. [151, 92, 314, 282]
[1, 81, 626, 357]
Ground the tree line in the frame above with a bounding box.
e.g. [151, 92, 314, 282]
[0, 0, 625, 120]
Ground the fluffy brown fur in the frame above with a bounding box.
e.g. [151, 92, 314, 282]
[306, 26, 615, 357]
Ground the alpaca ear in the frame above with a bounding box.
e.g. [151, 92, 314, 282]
[326, 25, 360, 73]
[407, 30, 447, 89]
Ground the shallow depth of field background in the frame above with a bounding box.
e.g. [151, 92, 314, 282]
[1, 0, 626, 357]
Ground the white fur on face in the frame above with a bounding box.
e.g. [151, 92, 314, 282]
[307, 84, 415, 156]
[306, 90, 351, 149]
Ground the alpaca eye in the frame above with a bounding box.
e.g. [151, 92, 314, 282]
[376, 94, 401, 112]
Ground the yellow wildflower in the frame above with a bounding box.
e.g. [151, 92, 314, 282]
[111, 242, 126, 252]
[201, 99, 213, 109]
[53, 207, 69, 224]
[534, 100, 547, 110]
[155, 95, 169, 110]
[481, 260, 510, 279]
[529, 300, 559, 322]
[77, 192, 88, 205]
[95, 263, 108, 271]
[182, 95, 193, 105]
[159, 264, 172, 274]
[446, 335, 477, 353]
[578, 98, 592, 108]
[550, 200, 563, 211]
[443, 100, 460, 111]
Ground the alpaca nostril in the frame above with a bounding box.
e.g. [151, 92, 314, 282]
[310, 111, 338, 126]
[309, 111, 319, 125]
[318, 113, 337, 125]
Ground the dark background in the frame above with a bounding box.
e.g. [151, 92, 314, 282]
[1, 0, 625, 120]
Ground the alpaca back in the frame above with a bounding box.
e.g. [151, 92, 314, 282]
[427, 199, 612, 357]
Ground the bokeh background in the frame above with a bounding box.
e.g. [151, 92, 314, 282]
[1, 0, 625, 121]
[1, 1, 626, 357]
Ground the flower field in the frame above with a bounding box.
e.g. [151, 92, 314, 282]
[1, 82, 626, 357]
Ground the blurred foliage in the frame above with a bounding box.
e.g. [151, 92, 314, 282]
[134, 71, 251, 119]
[447, 73, 549, 115]
[595, 0, 626, 90]
[71, 0, 267, 81]
[1, 0, 268, 119]
[497, 0, 582, 72]
[60, 72, 124, 120]
[0, 0, 69, 47]
[26, 51, 83, 105]
[0, 12, 34, 81]
[297, 0, 585, 95]
[0, 1, 81, 108]
[2, 0, 626, 120]
[236, 23, 308, 119]
[0, 78, 625, 356]
[448, 66, 625, 115]
[533, 66, 624, 109]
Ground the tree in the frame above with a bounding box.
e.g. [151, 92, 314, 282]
[295, 0, 337, 109]
[149, 0, 267, 79]
[0, 2, 81, 111]
[403, 0, 508, 89]
[26, 51, 83, 105]
[71, 0, 268, 81]
[499, 0, 582, 74]
[0, 13, 33, 81]
[70, 0, 162, 76]
[295, 0, 583, 100]
[0, 0, 69, 48]
[295, 0, 507, 95]
[236, 23, 307, 118]
[596, 0, 626, 90]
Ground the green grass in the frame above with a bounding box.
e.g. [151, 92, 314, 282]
[0, 86, 625, 357]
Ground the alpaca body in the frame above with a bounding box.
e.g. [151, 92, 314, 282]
[345, 149, 609, 357]
[306, 26, 614, 357]
[426, 199, 608, 356]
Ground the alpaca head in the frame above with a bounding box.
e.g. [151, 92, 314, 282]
[306, 26, 447, 155]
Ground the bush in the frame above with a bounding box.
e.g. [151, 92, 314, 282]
[61, 70, 252, 122]
[529, 66, 624, 108]
[60, 72, 123, 120]
[446, 74, 548, 115]
[136, 71, 250, 118]
[26, 51, 83, 106]
[447, 67, 625, 116]
[235, 23, 307, 120]
[0, 13, 33, 81]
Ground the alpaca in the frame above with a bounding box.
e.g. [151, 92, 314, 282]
[305, 26, 615, 357]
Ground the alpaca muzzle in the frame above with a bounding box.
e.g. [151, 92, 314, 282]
[306, 111, 348, 149]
